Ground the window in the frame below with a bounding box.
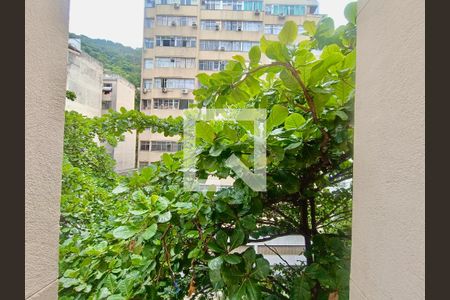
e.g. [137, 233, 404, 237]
[102, 101, 112, 110]
[179, 99, 193, 109]
[264, 24, 283, 35]
[202, 0, 262, 11]
[222, 21, 262, 32]
[145, 0, 155, 8]
[156, 0, 198, 5]
[154, 78, 195, 89]
[143, 79, 152, 90]
[150, 141, 183, 152]
[156, 36, 196, 48]
[140, 141, 151, 151]
[200, 20, 220, 30]
[144, 38, 154, 49]
[153, 99, 180, 109]
[265, 4, 306, 16]
[199, 60, 228, 71]
[298, 25, 305, 34]
[200, 40, 258, 52]
[139, 161, 149, 168]
[155, 57, 195, 68]
[156, 15, 197, 27]
[144, 18, 154, 28]
[141, 99, 151, 110]
[144, 59, 154, 69]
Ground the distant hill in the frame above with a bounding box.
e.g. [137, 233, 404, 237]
[69, 33, 142, 88]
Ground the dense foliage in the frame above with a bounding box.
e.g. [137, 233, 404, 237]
[60, 3, 356, 300]
[69, 33, 142, 88]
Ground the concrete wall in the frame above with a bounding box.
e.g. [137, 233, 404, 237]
[66, 50, 104, 118]
[102, 75, 137, 171]
[25, 0, 70, 299]
[350, 0, 425, 299]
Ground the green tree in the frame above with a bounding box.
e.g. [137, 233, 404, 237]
[59, 3, 356, 299]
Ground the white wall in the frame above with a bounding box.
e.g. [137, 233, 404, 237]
[25, 0, 70, 299]
[350, 0, 425, 299]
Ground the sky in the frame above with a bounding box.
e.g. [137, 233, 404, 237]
[69, 0, 355, 49]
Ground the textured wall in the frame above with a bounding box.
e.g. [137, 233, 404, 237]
[66, 51, 104, 118]
[25, 0, 70, 299]
[350, 0, 425, 299]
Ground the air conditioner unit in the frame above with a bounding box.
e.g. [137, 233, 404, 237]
[254, 9, 260, 16]
[162, 87, 168, 93]
[143, 88, 149, 94]
[192, 22, 197, 28]
[215, 24, 220, 31]
[237, 26, 242, 32]
[182, 89, 189, 94]
[219, 46, 225, 51]
[170, 57, 175, 62]
[174, 3, 180, 9]
[278, 13, 286, 19]
[171, 21, 177, 26]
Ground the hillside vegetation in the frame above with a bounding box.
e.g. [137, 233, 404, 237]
[69, 33, 142, 88]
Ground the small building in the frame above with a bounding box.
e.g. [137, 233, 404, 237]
[102, 73, 137, 172]
[65, 38, 104, 118]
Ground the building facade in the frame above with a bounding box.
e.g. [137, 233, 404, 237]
[66, 39, 104, 118]
[102, 74, 138, 172]
[138, 0, 322, 165]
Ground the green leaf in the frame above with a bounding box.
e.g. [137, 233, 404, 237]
[188, 248, 201, 259]
[280, 69, 299, 91]
[157, 211, 172, 223]
[252, 258, 270, 280]
[267, 104, 289, 131]
[344, 2, 358, 25]
[112, 226, 139, 240]
[216, 230, 228, 250]
[316, 17, 335, 38]
[279, 21, 298, 44]
[290, 275, 311, 300]
[229, 229, 245, 250]
[142, 224, 158, 240]
[208, 256, 224, 270]
[335, 111, 348, 121]
[265, 41, 289, 62]
[224, 254, 242, 264]
[112, 184, 129, 195]
[285, 113, 306, 130]
[196, 121, 215, 143]
[242, 247, 256, 272]
[249, 46, 261, 66]
[107, 295, 126, 300]
[303, 21, 317, 36]
[197, 73, 210, 86]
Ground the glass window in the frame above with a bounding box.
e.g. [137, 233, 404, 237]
[200, 20, 220, 30]
[156, 0, 198, 5]
[156, 36, 196, 48]
[150, 141, 183, 152]
[143, 79, 152, 90]
[144, 59, 153, 69]
[145, 0, 155, 8]
[144, 18, 154, 28]
[155, 57, 195, 68]
[140, 141, 151, 151]
[200, 40, 258, 52]
[264, 24, 283, 35]
[141, 99, 151, 110]
[156, 15, 197, 26]
[265, 4, 306, 16]
[199, 60, 228, 71]
[102, 101, 112, 110]
[202, 0, 262, 11]
[144, 38, 154, 49]
[154, 78, 195, 89]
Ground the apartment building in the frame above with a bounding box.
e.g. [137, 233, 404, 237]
[139, 0, 322, 165]
[102, 74, 137, 172]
